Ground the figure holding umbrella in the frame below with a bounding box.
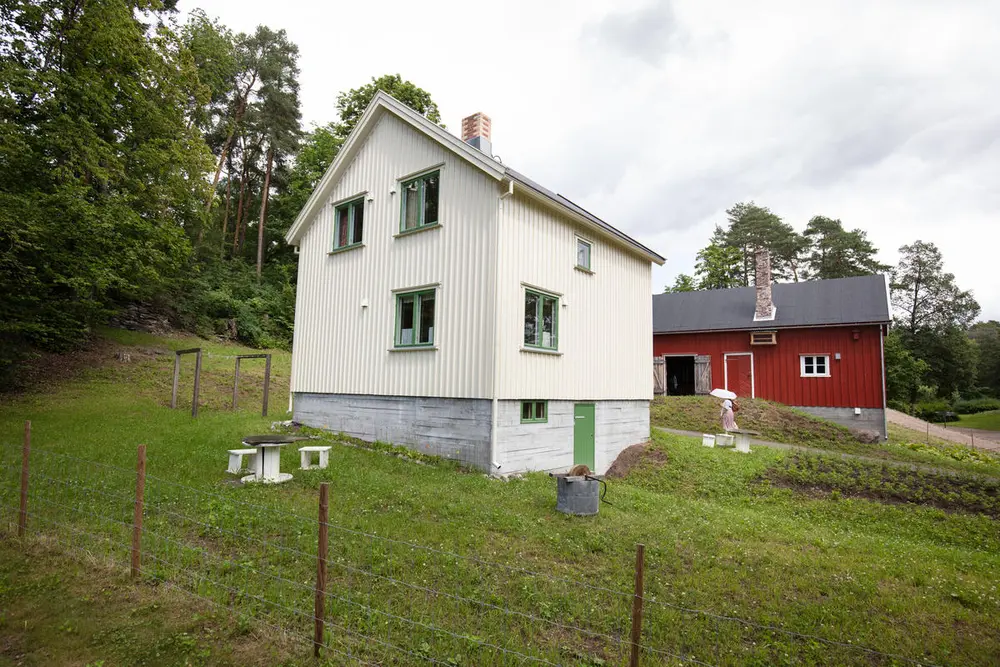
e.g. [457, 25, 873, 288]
[710, 388, 739, 432]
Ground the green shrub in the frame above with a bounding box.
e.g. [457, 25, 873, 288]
[914, 400, 956, 422]
[954, 398, 1000, 414]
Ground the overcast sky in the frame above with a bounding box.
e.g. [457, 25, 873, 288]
[184, 0, 1000, 320]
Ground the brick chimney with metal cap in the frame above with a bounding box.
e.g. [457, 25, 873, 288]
[753, 248, 776, 321]
[461, 112, 491, 156]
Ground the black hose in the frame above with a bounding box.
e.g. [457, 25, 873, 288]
[585, 475, 612, 507]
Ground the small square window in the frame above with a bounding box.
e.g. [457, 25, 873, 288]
[521, 400, 548, 423]
[576, 238, 592, 271]
[395, 289, 436, 347]
[333, 198, 364, 250]
[801, 355, 830, 377]
[400, 171, 440, 232]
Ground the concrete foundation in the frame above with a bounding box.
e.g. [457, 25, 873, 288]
[793, 406, 886, 438]
[294, 393, 492, 469]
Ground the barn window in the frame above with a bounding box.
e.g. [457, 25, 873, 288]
[800, 355, 830, 377]
[524, 288, 559, 350]
[400, 170, 440, 232]
[576, 237, 592, 272]
[395, 289, 436, 347]
[332, 197, 364, 250]
[750, 331, 776, 345]
[521, 401, 548, 423]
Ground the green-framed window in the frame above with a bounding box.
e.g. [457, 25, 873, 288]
[400, 170, 440, 232]
[395, 289, 436, 347]
[576, 237, 592, 270]
[333, 197, 365, 249]
[524, 289, 558, 350]
[521, 401, 548, 423]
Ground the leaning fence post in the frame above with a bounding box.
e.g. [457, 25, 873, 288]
[314, 482, 329, 657]
[232, 357, 241, 410]
[171, 353, 180, 409]
[629, 543, 646, 667]
[131, 444, 147, 578]
[192, 349, 202, 418]
[18, 420, 30, 537]
[262, 354, 272, 417]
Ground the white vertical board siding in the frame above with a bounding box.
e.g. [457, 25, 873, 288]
[495, 193, 653, 400]
[291, 112, 498, 398]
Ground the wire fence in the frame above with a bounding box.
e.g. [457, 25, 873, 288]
[0, 423, 945, 666]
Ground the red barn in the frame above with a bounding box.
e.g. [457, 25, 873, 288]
[652, 252, 891, 437]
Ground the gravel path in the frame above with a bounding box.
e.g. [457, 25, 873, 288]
[886, 409, 1000, 452]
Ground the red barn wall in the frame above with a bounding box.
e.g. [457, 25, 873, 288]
[653, 325, 885, 409]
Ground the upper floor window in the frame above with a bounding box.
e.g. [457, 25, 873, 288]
[396, 289, 436, 347]
[576, 237, 592, 271]
[333, 198, 364, 249]
[800, 355, 830, 377]
[400, 171, 439, 232]
[524, 289, 558, 350]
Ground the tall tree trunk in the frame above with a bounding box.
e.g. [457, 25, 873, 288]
[233, 163, 248, 255]
[205, 95, 249, 214]
[256, 146, 274, 281]
[220, 163, 233, 255]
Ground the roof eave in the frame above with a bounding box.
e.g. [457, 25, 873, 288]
[653, 320, 892, 336]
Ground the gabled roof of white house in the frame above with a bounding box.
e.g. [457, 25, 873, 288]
[284, 92, 665, 265]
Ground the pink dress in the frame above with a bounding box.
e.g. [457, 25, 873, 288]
[721, 400, 738, 431]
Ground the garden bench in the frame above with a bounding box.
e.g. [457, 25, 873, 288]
[227, 448, 258, 474]
[299, 445, 331, 470]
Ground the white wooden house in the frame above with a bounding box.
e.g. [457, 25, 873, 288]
[284, 92, 665, 474]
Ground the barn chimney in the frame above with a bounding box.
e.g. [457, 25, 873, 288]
[753, 248, 776, 321]
[461, 112, 491, 156]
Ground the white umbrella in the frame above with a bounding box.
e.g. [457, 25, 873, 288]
[709, 388, 737, 400]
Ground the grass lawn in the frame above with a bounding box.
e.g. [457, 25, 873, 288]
[956, 410, 1000, 431]
[1, 331, 999, 665]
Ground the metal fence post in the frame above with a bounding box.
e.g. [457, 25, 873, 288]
[630, 543, 646, 667]
[171, 353, 180, 409]
[314, 482, 329, 657]
[18, 420, 30, 537]
[132, 444, 147, 578]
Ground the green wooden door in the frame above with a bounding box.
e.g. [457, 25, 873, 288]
[573, 403, 596, 469]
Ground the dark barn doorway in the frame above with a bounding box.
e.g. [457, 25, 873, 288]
[665, 356, 695, 395]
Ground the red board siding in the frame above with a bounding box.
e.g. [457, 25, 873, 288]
[653, 325, 885, 408]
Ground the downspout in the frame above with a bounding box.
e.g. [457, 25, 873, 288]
[490, 178, 515, 473]
[880, 323, 888, 440]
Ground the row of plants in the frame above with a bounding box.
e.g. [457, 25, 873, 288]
[764, 453, 1000, 518]
[893, 397, 1000, 422]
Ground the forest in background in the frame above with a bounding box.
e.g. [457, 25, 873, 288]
[0, 0, 440, 388]
[1, 0, 997, 410]
[663, 203, 1000, 412]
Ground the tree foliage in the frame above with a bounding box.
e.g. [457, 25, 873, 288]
[664, 274, 696, 293]
[892, 241, 980, 335]
[802, 216, 889, 280]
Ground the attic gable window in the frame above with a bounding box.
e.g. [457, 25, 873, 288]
[400, 170, 439, 232]
[800, 355, 830, 378]
[524, 288, 559, 350]
[333, 198, 364, 250]
[576, 237, 592, 272]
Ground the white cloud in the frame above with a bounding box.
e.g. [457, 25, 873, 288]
[183, 0, 1000, 319]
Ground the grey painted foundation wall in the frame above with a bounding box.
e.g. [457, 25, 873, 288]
[294, 393, 651, 474]
[793, 406, 886, 438]
[294, 393, 492, 469]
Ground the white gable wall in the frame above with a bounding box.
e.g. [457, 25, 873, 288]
[291, 112, 499, 399]
[493, 192, 653, 401]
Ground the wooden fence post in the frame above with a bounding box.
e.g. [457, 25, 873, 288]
[171, 353, 180, 409]
[18, 420, 30, 537]
[232, 357, 241, 410]
[314, 482, 329, 657]
[262, 354, 271, 417]
[192, 350, 202, 418]
[629, 543, 646, 667]
[131, 444, 147, 578]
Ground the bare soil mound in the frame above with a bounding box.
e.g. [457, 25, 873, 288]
[606, 441, 667, 479]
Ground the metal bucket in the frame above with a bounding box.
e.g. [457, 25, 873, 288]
[552, 474, 600, 516]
